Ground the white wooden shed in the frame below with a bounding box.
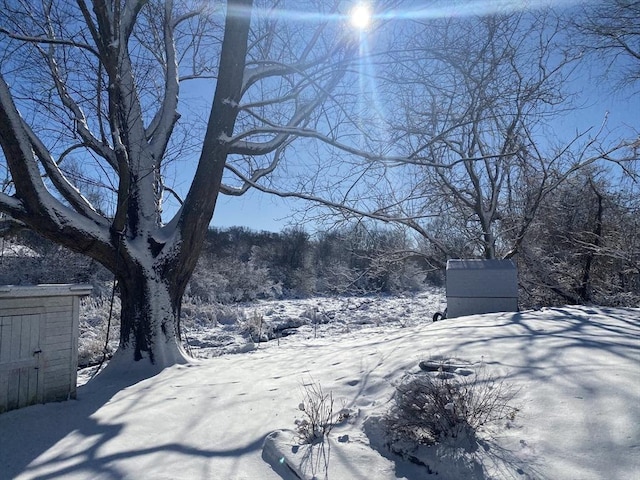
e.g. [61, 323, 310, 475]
[0, 284, 91, 414]
[446, 259, 518, 318]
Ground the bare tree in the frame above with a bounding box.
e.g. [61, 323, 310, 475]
[569, 0, 640, 90]
[272, 9, 637, 264]
[515, 168, 640, 307]
[0, 0, 361, 370]
[390, 11, 638, 261]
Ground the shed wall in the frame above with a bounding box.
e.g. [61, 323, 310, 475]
[0, 285, 90, 414]
[446, 260, 518, 318]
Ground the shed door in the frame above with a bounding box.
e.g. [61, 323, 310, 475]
[0, 314, 43, 413]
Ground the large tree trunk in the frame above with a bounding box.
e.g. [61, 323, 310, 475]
[118, 270, 188, 366]
[104, 264, 190, 375]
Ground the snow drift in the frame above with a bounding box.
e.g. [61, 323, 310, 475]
[0, 301, 638, 479]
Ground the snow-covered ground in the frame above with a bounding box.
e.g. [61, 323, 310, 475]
[0, 292, 638, 480]
[182, 290, 447, 358]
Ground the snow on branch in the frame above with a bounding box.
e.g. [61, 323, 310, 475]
[27, 142, 107, 226]
[0, 193, 26, 219]
[38, 43, 117, 171]
[144, 0, 181, 163]
[0, 26, 100, 57]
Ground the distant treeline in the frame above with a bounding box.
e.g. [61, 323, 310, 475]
[0, 225, 439, 303]
[189, 225, 441, 302]
[1, 198, 638, 309]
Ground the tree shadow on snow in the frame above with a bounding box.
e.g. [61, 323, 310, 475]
[442, 306, 639, 387]
[363, 415, 547, 480]
[407, 306, 639, 479]
[0, 365, 264, 479]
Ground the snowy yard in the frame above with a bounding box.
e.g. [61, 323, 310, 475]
[0, 293, 638, 479]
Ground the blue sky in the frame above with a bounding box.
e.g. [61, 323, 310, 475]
[211, 82, 638, 233]
[175, 1, 639, 234]
[213, 189, 300, 232]
[214, 67, 637, 231]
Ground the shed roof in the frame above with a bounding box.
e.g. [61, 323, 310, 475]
[446, 259, 516, 270]
[0, 284, 92, 298]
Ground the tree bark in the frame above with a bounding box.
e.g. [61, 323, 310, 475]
[117, 265, 187, 366]
[578, 181, 604, 302]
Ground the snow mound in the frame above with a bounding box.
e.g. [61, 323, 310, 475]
[0, 302, 638, 480]
[263, 429, 399, 480]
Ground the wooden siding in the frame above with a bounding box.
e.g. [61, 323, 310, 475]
[0, 313, 43, 412]
[0, 285, 90, 414]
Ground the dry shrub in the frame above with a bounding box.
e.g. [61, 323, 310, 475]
[295, 381, 335, 444]
[384, 366, 518, 447]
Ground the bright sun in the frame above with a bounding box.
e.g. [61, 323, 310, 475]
[349, 3, 372, 30]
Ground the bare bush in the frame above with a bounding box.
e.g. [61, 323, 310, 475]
[295, 381, 335, 444]
[78, 296, 120, 368]
[239, 310, 272, 343]
[384, 367, 518, 448]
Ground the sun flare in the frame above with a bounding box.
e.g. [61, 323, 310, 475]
[349, 3, 372, 30]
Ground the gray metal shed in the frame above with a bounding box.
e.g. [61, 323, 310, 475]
[0, 284, 92, 414]
[446, 259, 518, 318]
